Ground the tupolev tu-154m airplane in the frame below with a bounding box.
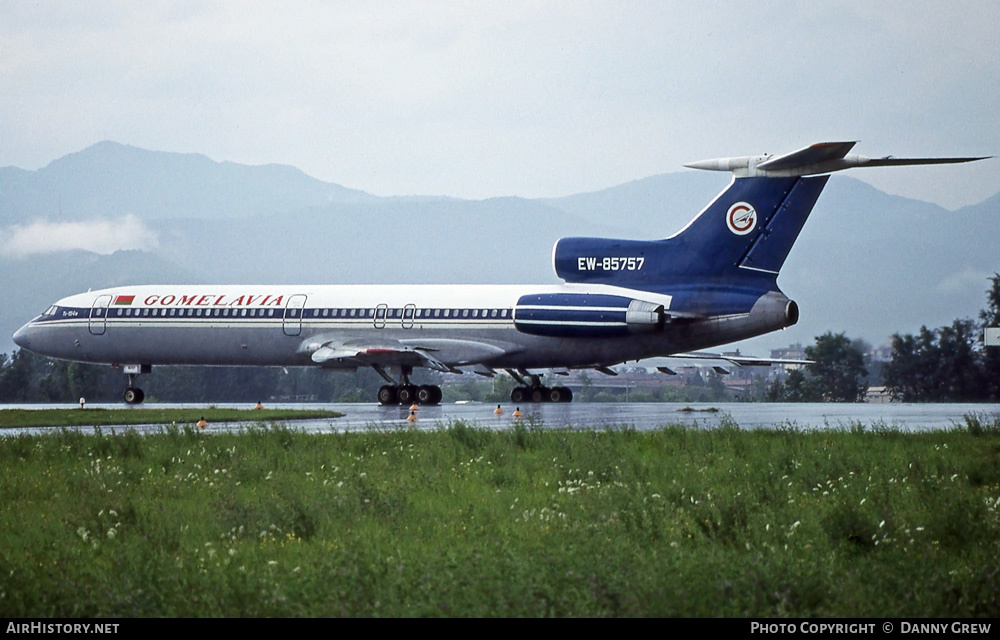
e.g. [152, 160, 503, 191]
[12, 142, 988, 405]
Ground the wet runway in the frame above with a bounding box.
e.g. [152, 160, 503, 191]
[4, 401, 999, 435]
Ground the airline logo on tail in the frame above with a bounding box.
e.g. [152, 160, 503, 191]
[726, 202, 757, 235]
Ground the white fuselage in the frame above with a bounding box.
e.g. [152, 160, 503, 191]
[13, 282, 784, 373]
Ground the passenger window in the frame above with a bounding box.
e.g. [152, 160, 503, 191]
[462, 309, 469, 318]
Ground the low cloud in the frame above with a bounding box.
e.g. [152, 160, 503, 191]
[0, 215, 159, 258]
[934, 266, 993, 296]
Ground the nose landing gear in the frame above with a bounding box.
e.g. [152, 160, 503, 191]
[120, 364, 151, 404]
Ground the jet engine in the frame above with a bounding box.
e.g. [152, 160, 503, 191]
[513, 293, 664, 338]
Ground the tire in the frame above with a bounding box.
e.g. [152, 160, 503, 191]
[123, 387, 143, 404]
[378, 385, 398, 405]
[397, 385, 416, 405]
[548, 387, 563, 403]
[510, 387, 528, 403]
[531, 387, 545, 403]
[416, 385, 435, 405]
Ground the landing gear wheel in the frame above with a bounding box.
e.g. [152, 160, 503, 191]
[511, 387, 528, 403]
[531, 387, 546, 403]
[556, 386, 573, 402]
[548, 387, 564, 403]
[397, 385, 417, 405]
[123, 387, 144, 404]
[416, 385, 442, 405]
[378, 385, 398, 405]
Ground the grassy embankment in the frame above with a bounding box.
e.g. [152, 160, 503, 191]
[0, 408, 343, 429]
[2, 416, 999, 617]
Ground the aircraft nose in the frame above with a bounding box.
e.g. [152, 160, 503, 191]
[12, 323, 32, 350]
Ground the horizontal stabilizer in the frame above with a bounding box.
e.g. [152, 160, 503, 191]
[686, 142, 990, 178]
[755, 141, 858, 171]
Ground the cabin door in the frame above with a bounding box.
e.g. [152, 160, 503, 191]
[283, 294, 307, 336]
[89, 295, 112, 335]
[402, 304, 416, 329]
[374, 304, 388, 329]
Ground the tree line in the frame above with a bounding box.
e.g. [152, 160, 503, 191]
[881, 274, 1000, 402]
[765, 274, 1000, 402]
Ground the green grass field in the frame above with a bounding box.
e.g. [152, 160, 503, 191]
[2, 417, 999, 617]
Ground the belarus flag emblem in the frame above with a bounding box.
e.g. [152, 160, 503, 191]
[113, 295, 135, 306]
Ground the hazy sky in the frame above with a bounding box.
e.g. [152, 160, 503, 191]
[2, 1, 998, 208]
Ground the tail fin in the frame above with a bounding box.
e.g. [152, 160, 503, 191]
[553, 175, 828, 290]
[553, 141, 988, 293]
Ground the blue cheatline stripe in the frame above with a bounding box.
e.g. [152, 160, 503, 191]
[515, 319, 628, 327]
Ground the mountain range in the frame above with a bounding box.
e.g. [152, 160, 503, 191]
[2, 142, 996, 356]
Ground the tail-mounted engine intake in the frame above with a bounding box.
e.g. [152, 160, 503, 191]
[513, 293, 665, 338]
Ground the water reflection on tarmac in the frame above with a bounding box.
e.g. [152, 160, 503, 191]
[3, 401, 1000, 436]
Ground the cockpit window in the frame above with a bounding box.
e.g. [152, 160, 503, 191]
[44, 306, 57, 316]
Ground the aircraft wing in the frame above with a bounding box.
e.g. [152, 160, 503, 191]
[668, 351, 812, 367]
[304, 335, 523, 372]
[647, 351, 812, 375]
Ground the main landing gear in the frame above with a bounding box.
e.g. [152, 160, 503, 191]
[507, 370, 573, 403]
[120, 364, 151, 404]
[373, 365, 442, 406]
